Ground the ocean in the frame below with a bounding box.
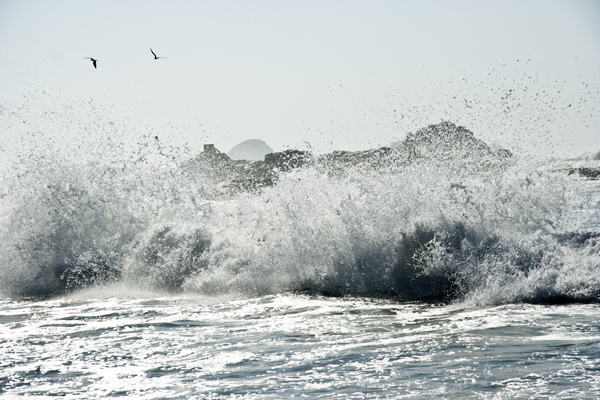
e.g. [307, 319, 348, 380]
[1, 123, 599, 398]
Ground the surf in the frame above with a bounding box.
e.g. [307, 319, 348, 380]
[1, 122, 598, 305]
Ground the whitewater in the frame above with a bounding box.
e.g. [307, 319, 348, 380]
[1, 122, 599, 398]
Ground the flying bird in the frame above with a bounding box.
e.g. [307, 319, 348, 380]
[84, 57, 98, 69]
[150, 48, 166, 60]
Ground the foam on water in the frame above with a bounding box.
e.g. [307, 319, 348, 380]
[1, 122, 599, 305]
[1, 293, 599, 398]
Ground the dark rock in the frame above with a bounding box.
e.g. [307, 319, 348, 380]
[401, 121, 496, 161]
[264, 149, 312, 171]
[568, 167, 600, 180]
[318, 147, 393, 169]
[183, 122, 513, 193]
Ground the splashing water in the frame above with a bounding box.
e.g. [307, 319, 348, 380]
[1, 122, 598, 305]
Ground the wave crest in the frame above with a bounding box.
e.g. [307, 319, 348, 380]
[1, 123, 598, 304]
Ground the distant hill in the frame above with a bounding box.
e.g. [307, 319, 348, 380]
[227, 139, 274, 161]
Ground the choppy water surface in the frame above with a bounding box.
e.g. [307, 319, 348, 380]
[1, 293, 599, 399]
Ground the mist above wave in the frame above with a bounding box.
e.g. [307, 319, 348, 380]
[0, 122, 598, 304]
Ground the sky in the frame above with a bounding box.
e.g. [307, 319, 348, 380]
[0, 0, 599, 166]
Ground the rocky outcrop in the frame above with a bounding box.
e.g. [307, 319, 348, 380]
[401, 121, 502, 161]
[568, 168, 600, 180]
[317, 121, 512, 173]
[318, 147, 394, 170]
[183, 122, 514, 193]
[265, 149, 312, 171]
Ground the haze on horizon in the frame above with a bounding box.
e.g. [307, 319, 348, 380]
[0, 0, 599, 169]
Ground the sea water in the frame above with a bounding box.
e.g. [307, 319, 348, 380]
[0, 124, 599, 398]
[1, 295, 600, 399]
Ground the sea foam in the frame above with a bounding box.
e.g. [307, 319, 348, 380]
[1, 122, 598, 304]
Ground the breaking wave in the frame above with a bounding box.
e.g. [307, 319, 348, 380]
[1, 122, 599, 305]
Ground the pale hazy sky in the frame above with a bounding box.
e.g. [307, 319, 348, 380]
[0, 0, 599, 163]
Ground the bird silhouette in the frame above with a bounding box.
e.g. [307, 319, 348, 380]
[84, 57, 97, 69]
[150, 48, 166, 59]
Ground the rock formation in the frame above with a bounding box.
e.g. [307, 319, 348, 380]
[183, 122, 514, 193]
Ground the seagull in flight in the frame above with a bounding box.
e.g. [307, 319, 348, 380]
[150, 48, 166, 60]
[84, 57, 98, 69]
